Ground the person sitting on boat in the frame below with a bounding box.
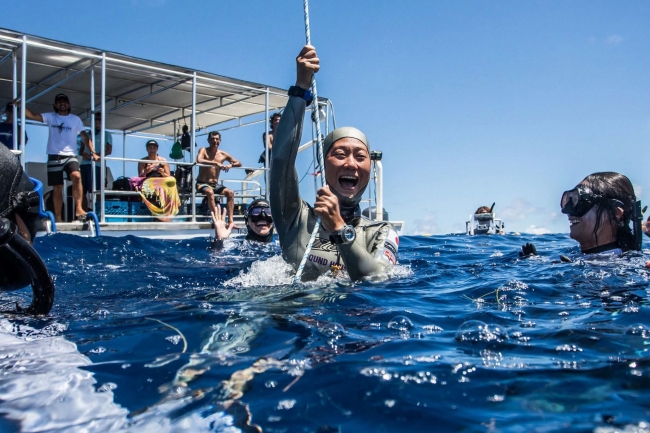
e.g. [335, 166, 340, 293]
[0, 144, 54, 315]
[132, 140, 180, 221]
[196, 131, 241, 225]
[12, 94, 98, 222]
[521, 172, 643, 259]
[211, 198, 274, 248]
[269, 44, 399, 282]
[0, 102, 28, 152]
[259, 112, 281, 167]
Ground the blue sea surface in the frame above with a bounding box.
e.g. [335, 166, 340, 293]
[1, 233, 650, 432]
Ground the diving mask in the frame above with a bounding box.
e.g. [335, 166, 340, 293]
[560, 186, 623, 218]
[247, 206, 272, 223]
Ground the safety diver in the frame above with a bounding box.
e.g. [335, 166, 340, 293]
[520, 172, 643, 260]
[269, 44, 398, 281]
[211, 198, 274, 248]
[0, 144, 55, 314]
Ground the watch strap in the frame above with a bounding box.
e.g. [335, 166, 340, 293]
[288, 85, 314, 106]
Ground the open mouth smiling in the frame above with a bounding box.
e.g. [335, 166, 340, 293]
[339, 175, 358, 190]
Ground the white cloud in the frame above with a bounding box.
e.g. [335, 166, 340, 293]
[412, 214, 440, 235]
[499, 199, 545, 222]
[634, 184, 642, 197]
[523, 225, 552, 235]
[605, 34, 623, 45]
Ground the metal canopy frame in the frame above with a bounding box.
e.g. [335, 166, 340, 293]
[0, 27, 330, 226]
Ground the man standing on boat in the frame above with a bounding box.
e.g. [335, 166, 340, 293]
[196, 131, 241, 226]
[13, 94, 97, 222]
[259, 112, 281, 167]
[270, 45, 399, 281]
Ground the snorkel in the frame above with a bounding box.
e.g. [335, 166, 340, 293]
[632, 200, 644, 252]
[322, 127, 370, 216]
[0, 145, 54, 314]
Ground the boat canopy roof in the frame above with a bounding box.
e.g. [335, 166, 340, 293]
[0, 27, 309, 137]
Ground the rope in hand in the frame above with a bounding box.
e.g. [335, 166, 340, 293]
[293, 0, 326, 283]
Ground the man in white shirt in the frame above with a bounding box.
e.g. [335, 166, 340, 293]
[15, 93, 98, 222]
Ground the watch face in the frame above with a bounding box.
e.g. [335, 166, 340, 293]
[343, 226, 355, 242]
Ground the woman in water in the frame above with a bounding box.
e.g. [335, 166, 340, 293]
[522, 172, 642, 258]
[561, 172, 640, 255]
[211, 198, 274, 246]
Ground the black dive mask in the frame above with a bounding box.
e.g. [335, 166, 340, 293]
[247, 206, 273, 224]
[244, 201, 274, 243]
[560, 186, 624, 218]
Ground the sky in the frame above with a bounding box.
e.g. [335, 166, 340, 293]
[3, 0, 650, 235]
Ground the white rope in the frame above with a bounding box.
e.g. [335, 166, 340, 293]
[293, 0, 326, 283]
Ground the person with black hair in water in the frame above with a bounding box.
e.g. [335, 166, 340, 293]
[0, 144, 54, 314]
[521, 171, 643, 260]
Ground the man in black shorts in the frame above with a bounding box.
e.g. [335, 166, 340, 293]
[14, 94, 97, 222]
[196, 131, 241, 225]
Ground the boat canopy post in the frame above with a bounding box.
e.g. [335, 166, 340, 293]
[190, 72, 197, 222]
[375, 160, 384, 222]
[90, 68, 96, 212]
[20, 36, 27, 168]
[100, 53, 106, 223]
[11, 49, 17, 152]
[264, 88, 269, 199]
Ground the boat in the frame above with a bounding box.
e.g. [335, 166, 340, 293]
[0, 28, 403, 239]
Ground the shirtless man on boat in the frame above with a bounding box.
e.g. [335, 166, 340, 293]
[270, 44, 399, 281]
[196, 131, 241, 225]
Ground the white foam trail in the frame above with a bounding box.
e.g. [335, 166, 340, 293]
[222, 256, 295, 288]
[0, 319, 241, 432]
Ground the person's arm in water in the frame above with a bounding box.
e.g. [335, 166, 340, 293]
[269, 45, 320, 238]
[210, 207, 234, 250]
[315, 186, 395, 280]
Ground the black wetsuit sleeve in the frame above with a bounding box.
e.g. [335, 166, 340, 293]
[269, 97, 306, 241]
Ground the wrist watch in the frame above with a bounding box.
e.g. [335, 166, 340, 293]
[329, 225, 356, 245]
[288, 85, 314, 106]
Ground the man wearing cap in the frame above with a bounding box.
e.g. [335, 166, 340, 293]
[14, 93, 97, 222]
[269, 45, 399, 281]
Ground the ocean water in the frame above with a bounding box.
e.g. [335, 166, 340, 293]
[1, 233, 650, 433]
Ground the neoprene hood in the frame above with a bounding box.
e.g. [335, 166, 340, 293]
[322, 127, 370, 208]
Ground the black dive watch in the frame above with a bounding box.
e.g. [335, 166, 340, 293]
[288, 85, 313, 106]
[329, 225, 356, 245]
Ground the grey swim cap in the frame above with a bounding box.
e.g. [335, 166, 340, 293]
[322, 127, 369, 157]
[322, 127, 370, 209]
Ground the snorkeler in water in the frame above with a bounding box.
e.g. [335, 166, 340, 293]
[211, 198, 274, 248]
[269, 45, 399, 281]
[520, 172, 643, 261]
[0, 145, 54, 314]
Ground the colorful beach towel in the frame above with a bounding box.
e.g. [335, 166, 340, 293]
[129, 176, 180, 221]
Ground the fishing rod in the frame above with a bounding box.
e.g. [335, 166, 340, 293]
[293, 0, 326, 283]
